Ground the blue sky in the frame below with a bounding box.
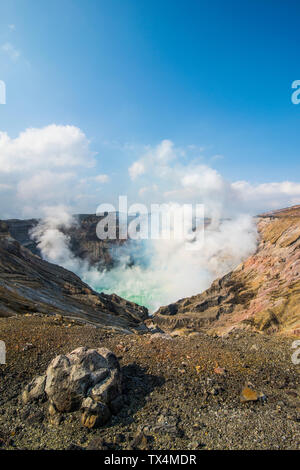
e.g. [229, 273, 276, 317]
[0, 0, 300, 218]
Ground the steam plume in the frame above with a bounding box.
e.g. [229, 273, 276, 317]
[31, 206, 257, 312]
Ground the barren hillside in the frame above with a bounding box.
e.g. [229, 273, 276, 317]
[154, 206, 300, 336]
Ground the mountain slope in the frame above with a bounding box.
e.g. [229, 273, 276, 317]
[153, 206, 300, 336]
[5, 214, 124, 268]
[0, 222, 148, 333]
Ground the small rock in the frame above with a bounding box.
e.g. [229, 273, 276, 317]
[152, 414, 182, 437]
[26, 410, 44, 425]
[240, 383, 266, 403]
[22, 375, 46, 404]
[66, 443, 84, 450]
[129, 429, 150, 450]
[81, 397, 111, 428]
[48, 402, 57, 416]
[87, 437, 110, 450]
[150, 333, 172, 340]
[22, 343, 34, 351]
[214, 366, 226, 375]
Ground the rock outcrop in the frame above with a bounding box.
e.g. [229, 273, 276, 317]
[0, 222, 148, 332]
[4, 218, 40, 256]
[22, 347, 123, 428]
[153, 205, 300, 336]
[5, 214, 125, 268]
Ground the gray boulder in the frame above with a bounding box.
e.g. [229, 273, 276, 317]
[22, 347, 123, 428]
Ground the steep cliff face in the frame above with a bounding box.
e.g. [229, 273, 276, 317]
[5, 218, 40, 256]
[5, 214, 123, 267]
[153, 206, 300, 336]
[0, 222, 148, 333]
[64, 214, 127, 267]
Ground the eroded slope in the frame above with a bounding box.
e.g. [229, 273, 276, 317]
[154, 206, 300, 336]
[0, 222, 148, 333]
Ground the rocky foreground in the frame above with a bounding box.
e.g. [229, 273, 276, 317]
[0, 314, 299, 450]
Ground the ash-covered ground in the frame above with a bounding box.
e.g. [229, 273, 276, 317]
[0, 315, 299, 450]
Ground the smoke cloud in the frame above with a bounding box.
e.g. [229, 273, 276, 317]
[93, 214, 257, 311]
[31, 206, 257, 313]
[30, 206, 105, 290]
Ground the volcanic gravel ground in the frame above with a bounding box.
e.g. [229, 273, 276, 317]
[0, 315, 299, 450]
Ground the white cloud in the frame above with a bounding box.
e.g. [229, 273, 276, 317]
[0, 125, 95, 173]
[93, 174, 110, 183]
[232, 180, 300, 197]
[152, 139, 176, 163]
[1, 42, 20, 61]
[232, 180, 300, 212]
[17, 171, 75, 202]
[138, 184, 158, 197]
[0, 125, 103, 218]
[8, 24, 16, 31]
[129, 160, 145, 180]
[0, 183, 13, 191]
[1, 128, 299, 221]
[210, 154, 224, 161]
[128, 140, 300, 217]
[181, 166, 224, 192]
[128, 139, 178, 181]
